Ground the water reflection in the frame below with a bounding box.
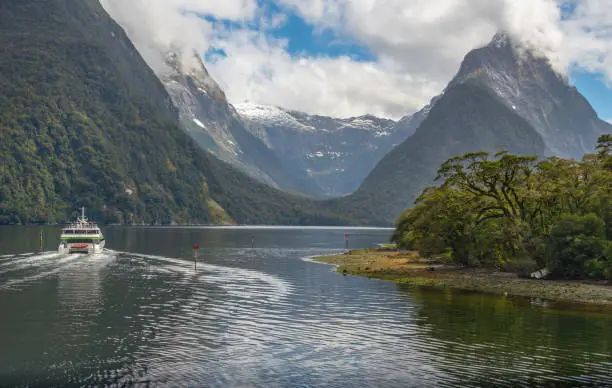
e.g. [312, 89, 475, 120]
[408, 287, 612, 386]
[0, 226, 61, 255]
[56, 254, 113, 311]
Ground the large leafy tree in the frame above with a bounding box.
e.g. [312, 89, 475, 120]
[393, 136, 612, 279]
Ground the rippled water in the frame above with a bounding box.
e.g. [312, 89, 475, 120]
[0, 226, 611, 387]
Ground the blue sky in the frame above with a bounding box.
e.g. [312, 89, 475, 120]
[570, 72, 612, 121]
[264, 7, 377, 63]
[204, 6, 377, 63]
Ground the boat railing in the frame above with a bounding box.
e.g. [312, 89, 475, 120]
[61, 229, 101, 235]
[63, 221, 99, 228]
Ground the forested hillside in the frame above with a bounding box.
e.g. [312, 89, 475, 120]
[0, 0, 360, 226]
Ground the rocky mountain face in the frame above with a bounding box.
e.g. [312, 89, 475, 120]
[386, 32, 612, 164]
[448, 32, 612, 160]
[0, 0, 363, 226]
[159, 52, 316, 197]
[236, 103, 403, 198]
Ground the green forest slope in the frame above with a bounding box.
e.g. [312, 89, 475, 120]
[0, 0, 358, 226]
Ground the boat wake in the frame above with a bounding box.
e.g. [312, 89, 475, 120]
[0, 250, 118, 291]
[0, 249, 293, 303]
[109, 250, 293, 303]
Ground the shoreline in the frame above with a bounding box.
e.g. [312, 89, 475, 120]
[314, 249, 612, 309]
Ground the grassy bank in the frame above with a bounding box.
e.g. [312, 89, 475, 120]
[314, 249, 612, 307]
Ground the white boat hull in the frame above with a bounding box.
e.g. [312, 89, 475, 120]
[58, 207, 106, 254]
[58, 240, 105, 255]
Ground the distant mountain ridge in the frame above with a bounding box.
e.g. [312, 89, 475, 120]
[138, 27, 612, 206]
[236, 103, 408, 198]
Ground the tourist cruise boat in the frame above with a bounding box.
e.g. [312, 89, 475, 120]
[58, 207, 105, 254]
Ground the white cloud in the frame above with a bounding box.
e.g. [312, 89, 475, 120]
[276, 0, 568, 77]
[559, 0, 612, 84]
[101, 0, 612, 120]
[205, 29, 438, 118]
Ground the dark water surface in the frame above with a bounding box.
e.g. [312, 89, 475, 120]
[1, 226, 611, 387]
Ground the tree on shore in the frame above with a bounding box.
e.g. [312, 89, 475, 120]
[393, 135, 612, 279]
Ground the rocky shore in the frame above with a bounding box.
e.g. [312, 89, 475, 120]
[314, 249, 612, 309]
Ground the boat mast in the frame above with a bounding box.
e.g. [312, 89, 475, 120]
[79, 206, 87, 224]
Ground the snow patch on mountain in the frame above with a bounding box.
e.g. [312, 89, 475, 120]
[337, 116, 393, 132]
[234, 103, 316, 132]
[193, 118, 206, 129]
[235, 103, 398, 135]
[304, 151, 350, 160]
[374, 131, 391, 138]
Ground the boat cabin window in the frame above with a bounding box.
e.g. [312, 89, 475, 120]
[62, 229, 100, 234]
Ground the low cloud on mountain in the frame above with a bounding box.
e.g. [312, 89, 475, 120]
[100, 0, 612, 120]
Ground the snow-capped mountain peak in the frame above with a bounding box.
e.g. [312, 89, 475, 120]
[234, 103, 317, 132]
[235, 103, 398, 136]
[340, 115, 393, 132]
